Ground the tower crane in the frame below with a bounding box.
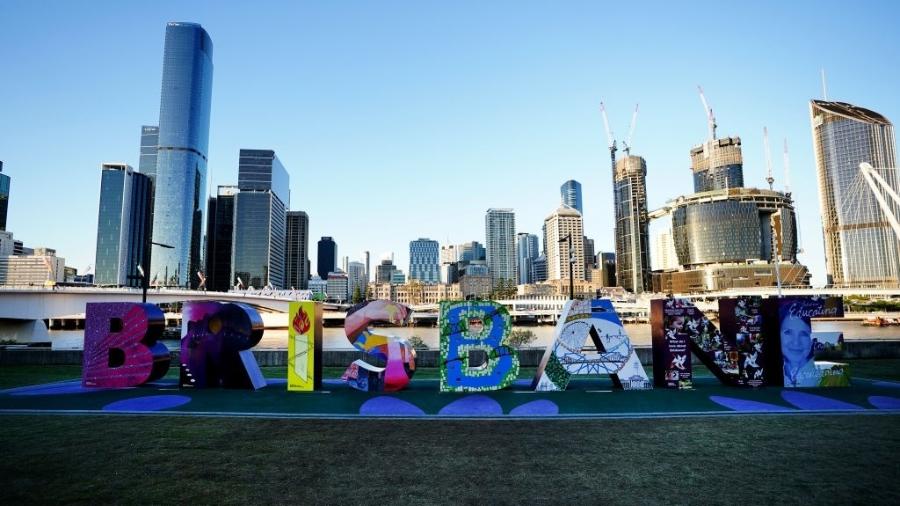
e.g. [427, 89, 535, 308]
[600, 101, 617, 173]
[697, 85, 717, 141]
[783, 138, 804, 254]
[622, 104, 640, 156]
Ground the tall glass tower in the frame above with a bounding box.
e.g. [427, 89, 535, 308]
[317, 237, 337, 279]
[516, 233, 539, 284]
[614, 155, 650, 293]
[560, 180, 583, 214]
[409, 238, 440, 283]
[810, 100, 899, 287]
[485, 208, 517, 285]
[286, 211, 310, 289]
[232, 150, 289, 289]
[150, 22, 213, 287]
[94, 164, 151, 287]
[0, 161, 9, 231]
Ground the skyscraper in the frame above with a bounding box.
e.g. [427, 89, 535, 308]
[0, 161, 9, 231]
[583, 236, 595, 273]
[560, 180, 583, 214]
[811, 100, 900, 287]
[375, 258, 395, 283]
[232, 150, 289, 289]
[364, 251, 370, 284]
[690, 136, 744, 192]
[485, 208, 516, 285]
[139, 126, 159, 178]
[286, 211, 310, 289]
[94, 163, 151, 287]
[205, 185, 237, 291]
[317, 237, 337, 279]
[347, 261, 366, 300]
[516, 233, 539, 284]
[544, 205, 585, 282]
[409, 238, 440, 283]
[614, 154, 651, 293]
[150, 22, 213, 287]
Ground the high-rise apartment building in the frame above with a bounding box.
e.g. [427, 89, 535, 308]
[485, 208, 516, 285]
[94, 164, 152, 287]
[375, 258, 395, 283]
[286, 211, 310, 289]
[516, 233, 539, 285]
[651, 226, 679, 271]
[347, 261, 367, 300]
[690, 136, 744, 192]
[810, 100, 900, 287]
[409, 238, 440, 283]
[232, 150, 289, 289]
[544, 205, 585, 282]
[205, 185, 237, 291]
[0, 161, 9, 231]
[150, 22, 213, 287]
[560, 180, 583, 214]
[317, 237, 337, 280]
[614, 155, 651, 293]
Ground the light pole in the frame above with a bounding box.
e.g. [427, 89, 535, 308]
[559, 234, 575, 300]
[131, 241, 174, 303]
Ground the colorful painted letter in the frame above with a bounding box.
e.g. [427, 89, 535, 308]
[180, 301, 266, 389]
[341, 300, 416, 392]
[287, 301, 323, 391]
[440, 300, 519, 392]
[82, 302, 170, 388]
[533, 299, 651, 391]
[762, 296, 848, 388]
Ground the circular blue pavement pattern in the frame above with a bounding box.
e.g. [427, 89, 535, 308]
[102, 395, 192, 412]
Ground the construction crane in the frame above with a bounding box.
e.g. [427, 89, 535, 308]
[763, 127, 775, 190]
[697, 85, 717, 141]
[622, 104, 640, 156]
[600, 101, 618, 172]
[783, 138, 804, 254]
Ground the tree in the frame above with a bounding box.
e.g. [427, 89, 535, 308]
[352, 285, 363, 304]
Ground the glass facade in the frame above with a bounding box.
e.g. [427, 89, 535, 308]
[811, 100, 899, 287]
[560, 180, 583, 214]
[690, 137, 744, 193]
[317, 237, 337, 280]
[231, 150, 288, 289]
[205, 186, 237, 291]
[150, 22, 213, 287]
[286, 211, 309, 289]
[94, 164, 150, 287]
[614, 155, 650, 293]
[139, 126, 159, 179]
[516, 233, 539, 284]
[693, 163, 743, 192]
[0, 161, 9, 231]
[409, 238, 440, 283]
[485, 209, 517, 284]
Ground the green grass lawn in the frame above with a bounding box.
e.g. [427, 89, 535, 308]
[1, 414, 898, 504]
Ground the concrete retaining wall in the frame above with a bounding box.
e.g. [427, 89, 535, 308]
[3, 341, 899, 367]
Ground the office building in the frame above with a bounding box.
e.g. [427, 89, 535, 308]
[308, 275, 327, 297]
[651, 226, 679, 271]
[205, 186, 237, 291]
[0, 253, 66, 286]
[532, 255, 548, 283]
[326, 271, 349, 302]
[375, 258, 396, 283]
[364, 251, 370, 284]
[286, 211, 310, 289]
[516, 233, 539, 285]
[583, 236, 595, 278]
[690, 136, 744, 192]
[347, 261, 367, 300]
[138, 126, 159, 178]
[614, 154, 651, 293]
[150, 22, 214, 287]
[317, 237, 337, 280]
[810, 100, 900, 287]
[0, 161, 9, 231]
[231, 150, 289, 289]
[560, 180, 583, 214]
[544, 205, 585, 282]
[598, 252, 616, 287]
[94, 163, 152, 287]
[409, 238, 440, 283]
[485, 208, 516, 285]
[390, 269, 406, 285]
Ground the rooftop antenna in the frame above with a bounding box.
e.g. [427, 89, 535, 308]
[764, 127, 775, 190]
[821, 68, 828, 101]
[783, 138, 792, 194]
[697, 85, 717, 141]
[622, 103, 639, 155]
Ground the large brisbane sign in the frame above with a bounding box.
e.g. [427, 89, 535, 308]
[81, 296, 849, 392]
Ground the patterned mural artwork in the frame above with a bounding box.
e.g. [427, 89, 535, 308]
[287, 302, 323, 391]
[82, 303, 170, 388]
[341, 300, 416, 392]
[763, 296, 849, 388]
[533, 299, 651, 391]
[439, 301, 519, 392]
[179, 301, 266, 389]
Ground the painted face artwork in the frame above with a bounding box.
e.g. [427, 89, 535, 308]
[780, 315, 812, 370]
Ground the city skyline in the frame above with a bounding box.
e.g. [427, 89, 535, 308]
[2, 1, 900, 288]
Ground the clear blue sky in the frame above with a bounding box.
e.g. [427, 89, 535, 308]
[1, 0, 898, 287]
